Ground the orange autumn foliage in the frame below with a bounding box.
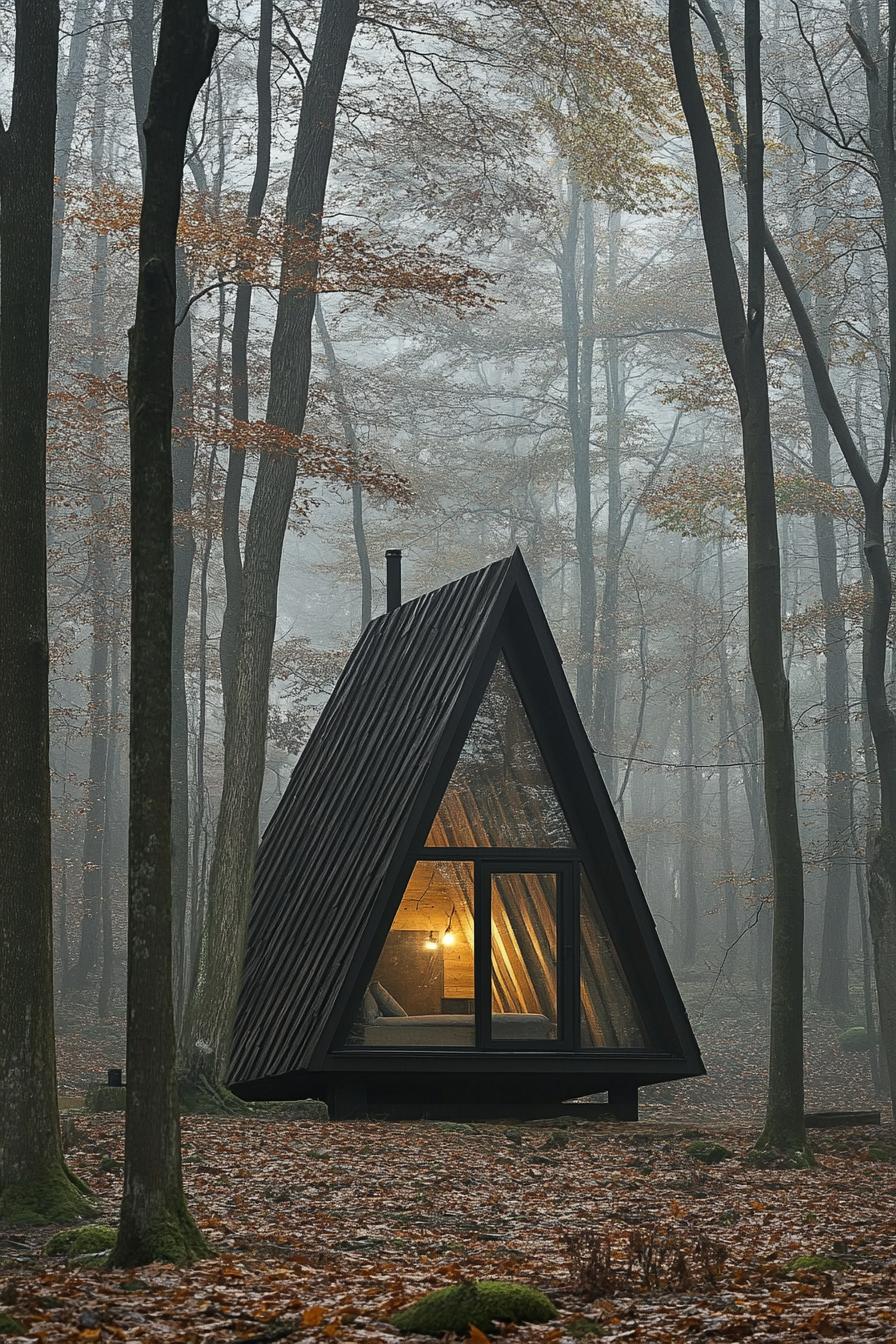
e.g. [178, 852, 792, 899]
[67, 184, 494, 313]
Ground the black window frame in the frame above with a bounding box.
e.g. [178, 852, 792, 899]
[473, 855, 579, 1052]
[338, 847, 593, 1055]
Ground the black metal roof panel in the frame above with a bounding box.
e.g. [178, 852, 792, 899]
[229, 553, 517, 1085]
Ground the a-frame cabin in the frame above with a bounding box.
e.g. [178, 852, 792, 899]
[229, 551, 703, 1119]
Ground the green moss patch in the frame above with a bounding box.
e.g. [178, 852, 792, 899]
[786, 1254, 845, 1273]
[45, 1222, 117, 1259]
[686, 1140, 733, 1164]
[0, 1314, 24, 1336]
[391, 1280, 556, 1336]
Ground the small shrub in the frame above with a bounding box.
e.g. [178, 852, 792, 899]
[839, 1026, 870, 1053]
[869, 1143, 896, 1164]
[686, 1140, 733, 1164]
[0, 1314, 24, 1336]
[45, 1223, 117, 1259]
[391, 1280, 556, 1335]
[564, 1228, 617, 1298]
[692, 1234, 729, 1284]
[563, 1224, 728, 1298]
[628, 1226, 689, 1289]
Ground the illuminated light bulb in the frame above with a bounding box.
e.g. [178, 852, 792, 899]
[423, 931, 439, 951]
[440, 906, 457, 947]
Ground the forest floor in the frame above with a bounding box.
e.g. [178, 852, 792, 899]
[1, 990, 894, 1343]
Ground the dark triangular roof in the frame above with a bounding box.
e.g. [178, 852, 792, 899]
[229, 551, 702, 1086]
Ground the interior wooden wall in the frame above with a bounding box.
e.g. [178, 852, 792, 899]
[381, 862, 474, 1000]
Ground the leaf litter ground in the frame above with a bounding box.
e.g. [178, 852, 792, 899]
[1, 994, 893, 1343]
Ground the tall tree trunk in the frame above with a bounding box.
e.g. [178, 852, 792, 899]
[220, 0, 273, 707]
[98, 592, 120, 1020]
[854, 684, 883, 1095]
[187, 283, 226, 1005]
[851, 0, 896, 1105]
[0, 0, 93, 1224]
[109, 0, 216, 1268]
[795, 131, 852, 1013]
[740, 676, 773, 988]
[593, 209, 624, 790]
[559, 182, 597, 727]
[183, 0, 359, 1083]
[743, 0, 807, 1154]
[75, 18, 114, 988]
[171, 250, 197, 1019]
[806, 349, 852, 1011]
[129, 0, 196, 1017]
[94, 0, 118, 1017]
[670, 0, 809, 1156]
[76, 508, 112, 987]
[50, 0, 94, 302]
[680, 543, 704, 967]
[314, 298, 372, 627]
[723, 642, 771, 983]
[717, 532, 738, 962]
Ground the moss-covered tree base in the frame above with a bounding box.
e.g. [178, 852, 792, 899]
[108, 1199, 209, 1268]
[391, 1281, 557, 1336]
[178, 1076, 251, 1116]
[748, 1133, 815, 1170]
[84, 1086, 127, 1113]
[179, 1078, 330, 1120]
[0, 1164, 95, 1225]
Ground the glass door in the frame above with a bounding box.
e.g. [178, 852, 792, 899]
[474, 861, 574, 1048]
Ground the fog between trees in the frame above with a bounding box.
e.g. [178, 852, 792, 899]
[1, 0, 893, 1234]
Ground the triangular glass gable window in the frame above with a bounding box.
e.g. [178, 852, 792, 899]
[425, 653, 573, 847]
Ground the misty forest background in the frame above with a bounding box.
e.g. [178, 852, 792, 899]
[36, 0, 886, 1095]
[5, 0, 896, 1328]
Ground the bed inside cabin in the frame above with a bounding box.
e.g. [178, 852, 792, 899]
[347, 856, 645, 1049]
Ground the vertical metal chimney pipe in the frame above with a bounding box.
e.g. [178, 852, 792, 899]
[386, 549, 402, 612]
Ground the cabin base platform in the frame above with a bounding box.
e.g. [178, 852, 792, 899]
[325, 1080, 639, 1122]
